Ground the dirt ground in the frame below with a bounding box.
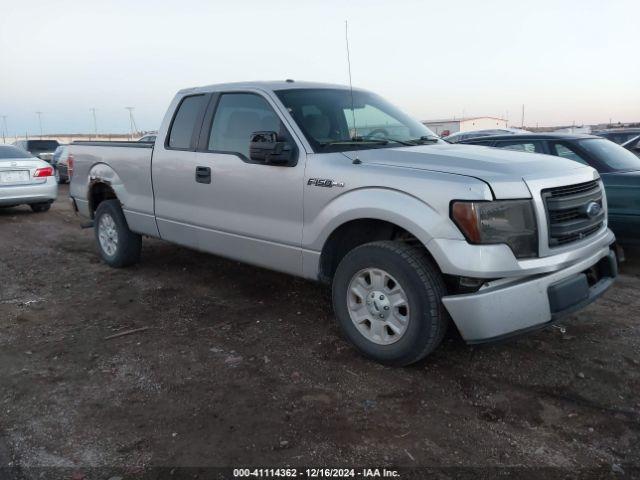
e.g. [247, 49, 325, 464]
[0, 185, 639, 479]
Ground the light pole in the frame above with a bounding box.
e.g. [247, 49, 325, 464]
[125, 107, 138, 140]
[90, 108, 98, 140]
[35, 111, 43, 138]
[1, 116, 7, 144]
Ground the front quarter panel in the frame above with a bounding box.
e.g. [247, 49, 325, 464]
[302, 152, 493, 278]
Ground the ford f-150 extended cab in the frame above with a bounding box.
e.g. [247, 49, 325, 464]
[69, 81, 617, 366]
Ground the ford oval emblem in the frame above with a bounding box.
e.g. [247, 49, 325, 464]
[585, 201, 602, 218]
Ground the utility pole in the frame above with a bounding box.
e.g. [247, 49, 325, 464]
[125, 107, 138, 140]
[1, 115, 7, 144]
[521, 105, 525, 128]
[35, 111, 43, 138]
[90, 108, 98, 140]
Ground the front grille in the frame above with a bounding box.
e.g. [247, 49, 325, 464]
[542, 180, 604, 248]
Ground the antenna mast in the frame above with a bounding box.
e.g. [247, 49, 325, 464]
[345, 20, 357, 139]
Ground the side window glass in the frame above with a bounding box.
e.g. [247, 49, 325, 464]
[551, 143, 589, 165]
[497, 142, 539, 153]
[168, 95, 206, 149]
[208, 93, 285, 160]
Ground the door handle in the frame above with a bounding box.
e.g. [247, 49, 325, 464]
[195, 166, 211, 184]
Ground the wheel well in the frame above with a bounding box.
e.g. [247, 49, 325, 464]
[89, 182, 117, 217]
[319, 219, 428, 283]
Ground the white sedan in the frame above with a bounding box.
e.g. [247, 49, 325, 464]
[0, 144, 58, 212]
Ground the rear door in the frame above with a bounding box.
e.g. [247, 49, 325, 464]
[152, 93, 210, 250]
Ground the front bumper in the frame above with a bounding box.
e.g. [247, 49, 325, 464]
[442, 243, 617, 343]
[0, 178, 58, 206]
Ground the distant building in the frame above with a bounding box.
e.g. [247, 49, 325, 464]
[423, 117, 508, 137]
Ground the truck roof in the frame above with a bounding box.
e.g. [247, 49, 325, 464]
[180, 80, 356, 95]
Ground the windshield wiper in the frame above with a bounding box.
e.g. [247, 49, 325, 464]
[319, 138, 390, 148]
[376, 137, 419, 146]
[410, 136, 440, 144]
[319, 136, 438, 148]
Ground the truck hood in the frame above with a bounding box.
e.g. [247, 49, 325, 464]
[345, 143, 595, 198]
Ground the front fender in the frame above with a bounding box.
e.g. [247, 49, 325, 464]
[303, 187, 465, 253]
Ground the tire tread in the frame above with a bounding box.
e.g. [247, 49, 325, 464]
[333, 240, 448, 366]
[94, 199, 141, 268]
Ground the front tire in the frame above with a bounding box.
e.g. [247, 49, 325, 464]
[332, 241, 448, 366]
[94, 199, 142, 267]
[30, 202, 51, 213]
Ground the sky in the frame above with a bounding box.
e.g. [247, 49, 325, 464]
[0, 0, 638, 135]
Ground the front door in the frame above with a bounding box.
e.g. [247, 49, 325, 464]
[156, 91, 306, 275]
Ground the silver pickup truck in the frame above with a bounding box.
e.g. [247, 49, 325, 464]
[69, 81, 617, 365]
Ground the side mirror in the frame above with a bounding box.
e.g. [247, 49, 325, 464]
[249, 131, 294, 165]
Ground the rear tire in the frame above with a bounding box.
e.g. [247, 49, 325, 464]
[30, 202, 51, 213]
[332, 240, 448, 366]
[94, 199, 141, 268]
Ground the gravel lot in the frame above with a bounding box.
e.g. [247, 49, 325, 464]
[1, 185, 639, 479]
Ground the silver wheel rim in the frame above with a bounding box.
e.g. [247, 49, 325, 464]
[347, 268, 410, 345]
[98, 213, 118, 256]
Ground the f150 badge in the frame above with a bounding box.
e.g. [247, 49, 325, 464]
[307, 178, 345, 188]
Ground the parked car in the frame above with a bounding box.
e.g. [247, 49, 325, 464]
[459, 133, 640, 245]
[137, 134, 157, 143]
[69, 81, 616, 365]
[51, 145, 71, 183]
[12, 139, 60, 162]
[622, 134, 640, 157]
[443, 128, 528, 143]
[0, 144, 58, 212]
[592, 128, 640, 145]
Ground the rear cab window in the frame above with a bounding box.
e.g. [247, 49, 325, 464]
[26, 140, 59, 153]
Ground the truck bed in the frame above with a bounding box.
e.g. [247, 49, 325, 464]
[68, 140, 157, 237]
[72, 141, 154, 149]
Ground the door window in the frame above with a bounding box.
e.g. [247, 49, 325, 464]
[168, 95, 207, 150]
[495, 141, 543, 153]
[208, 93, 285, 160]
[550, 142, 589, 165]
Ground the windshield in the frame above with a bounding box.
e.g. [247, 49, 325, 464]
[0, 145, 33, 160]
[578, 138, 640, 172]
[275, 88, 438, 152]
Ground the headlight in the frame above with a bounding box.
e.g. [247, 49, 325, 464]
[451, 199, 538, 259]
